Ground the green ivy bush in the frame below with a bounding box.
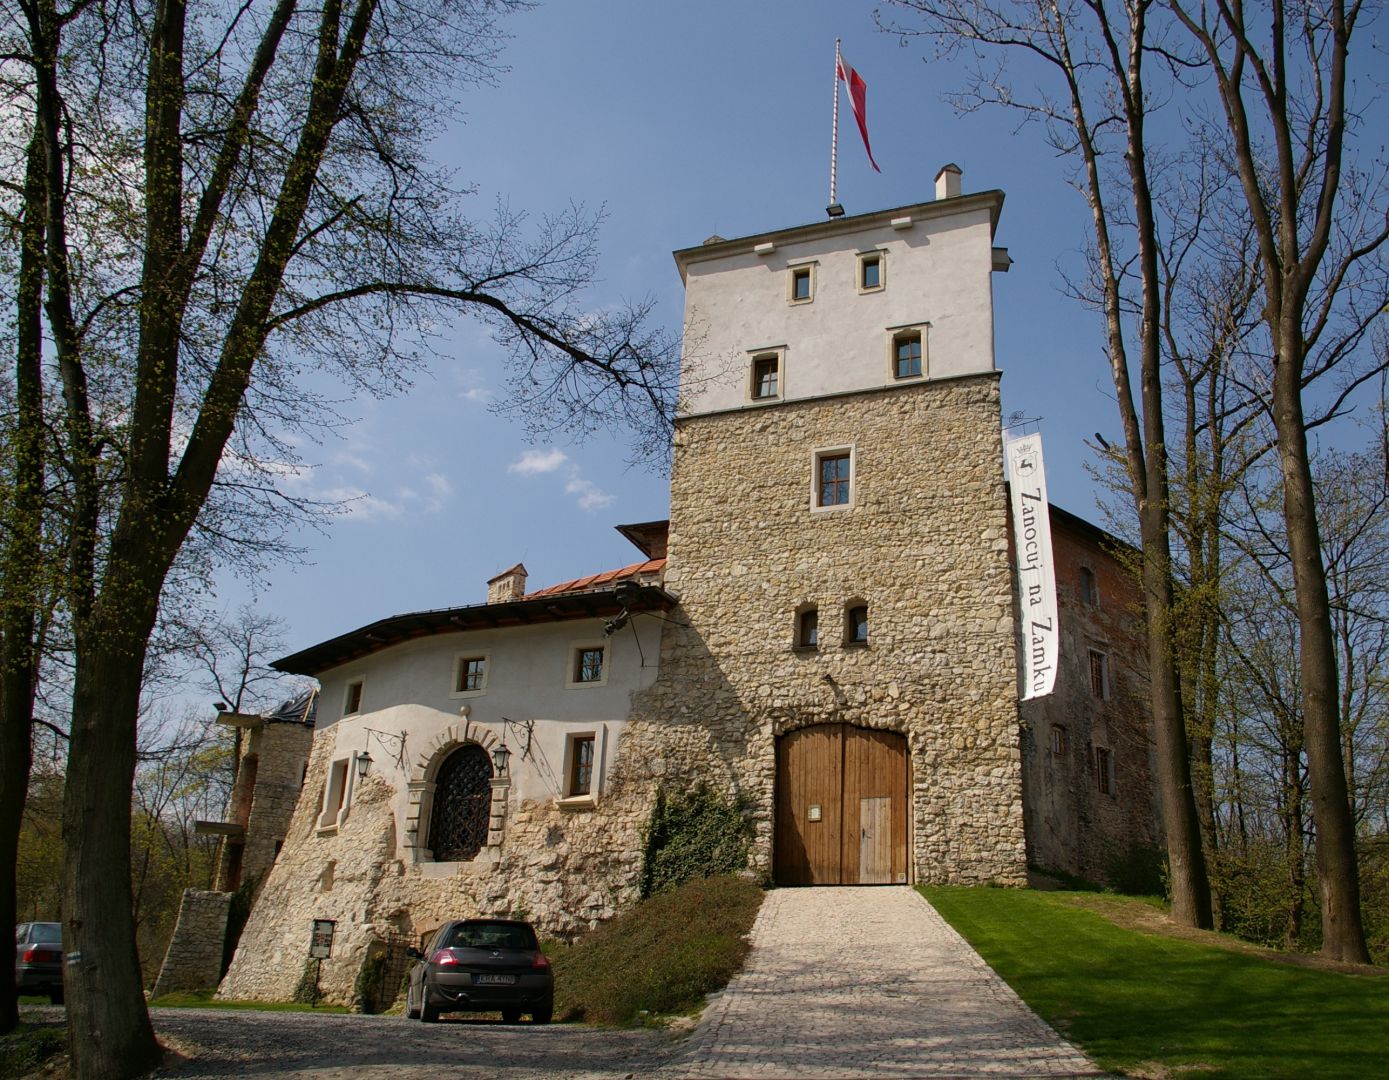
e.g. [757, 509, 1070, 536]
[640, 784, 753, 898]
[550, 873, 763, 1025]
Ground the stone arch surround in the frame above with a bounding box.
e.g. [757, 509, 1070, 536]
[404, 719, 503, 862]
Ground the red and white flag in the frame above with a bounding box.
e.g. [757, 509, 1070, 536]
[836, 51, 881, 173]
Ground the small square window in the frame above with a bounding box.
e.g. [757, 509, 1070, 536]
[859, 252, 884, 292]
[1089, 650, 1110, 700]
[893, 331, 923, 379]
[846, 604, 868, 645]
[344, 679, 364, 716]
[752, 354, 779, 400]
[797, 608, 819, 649]
[454, 655, 487, 694]
[789, 265, 814, 304]
[568, 642, 608, 687]
[817, 452, 851, 508]
[569, 735, 595, 796]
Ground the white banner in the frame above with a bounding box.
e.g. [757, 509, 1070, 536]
[1006, 433, 1058, 700]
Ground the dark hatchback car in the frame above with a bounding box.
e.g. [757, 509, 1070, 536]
[15, 922, 63, 1004]
[405, 918, 552, 1024]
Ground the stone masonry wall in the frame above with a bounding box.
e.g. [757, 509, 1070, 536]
[219, 723, 654, 1004]
[626, 374, 1026, 884]
[220, 372, 1027, 1004]
[151, 890, 232, 998]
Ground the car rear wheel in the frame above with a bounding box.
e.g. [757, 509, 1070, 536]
[501, 1008, 521, 1024]
[420, 1002, 439, 1023]
[404, 988, 420, 1020]
[532, 1000, 552, 1024]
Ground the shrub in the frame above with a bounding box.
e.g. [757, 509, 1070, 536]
[0, 1025, 66, 1077]
[640, 784, 753, 898]
[551, 874, 762, 1025]
[1104, 841, 1166, 897]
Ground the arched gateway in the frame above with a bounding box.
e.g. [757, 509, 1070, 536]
[774, 724, 910, 885]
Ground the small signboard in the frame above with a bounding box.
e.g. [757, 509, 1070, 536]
[309, 919, 336, 959]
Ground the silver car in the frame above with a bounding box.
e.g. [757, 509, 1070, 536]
[15, 922, 63, 1004]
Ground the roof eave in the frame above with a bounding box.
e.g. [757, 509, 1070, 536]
[272, 584, 679, 677]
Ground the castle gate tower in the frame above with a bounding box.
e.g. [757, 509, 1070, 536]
[658, 169, 1026, 885]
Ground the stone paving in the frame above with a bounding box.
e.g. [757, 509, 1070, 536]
[662, 886, 1104, 1078]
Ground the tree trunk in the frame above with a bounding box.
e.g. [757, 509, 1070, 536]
[0, 127, 48, 1035]
[1271, 357, 1370, 963]
[1140, 501, 1214, 928]
[62, 619, 162, 1079]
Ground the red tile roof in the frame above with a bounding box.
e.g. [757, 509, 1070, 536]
[525, 558, 665, 599]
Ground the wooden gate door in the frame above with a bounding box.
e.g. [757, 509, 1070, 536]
[774, 724, 909, 885]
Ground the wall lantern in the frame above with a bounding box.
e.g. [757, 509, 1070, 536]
[491, 742, 512, 777]
[355, 751, 372, 779]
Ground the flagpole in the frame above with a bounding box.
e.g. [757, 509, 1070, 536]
[829, 38, 841, 212]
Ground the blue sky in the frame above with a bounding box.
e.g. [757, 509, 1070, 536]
[216, 1, 1147, 658]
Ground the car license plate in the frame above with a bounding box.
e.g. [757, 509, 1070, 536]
[476, 974, 515, 985]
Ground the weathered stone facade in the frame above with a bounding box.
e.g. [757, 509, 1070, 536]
[628, 374, 1025, 885]
[1019, 510, 1159, 883]
[150, 890, 232, 999]
[218, 722, 654, 1003]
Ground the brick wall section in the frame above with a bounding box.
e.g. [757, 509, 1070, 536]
[241, 721, 314, 886]
[1019, 513, 1160, 883]
[151, 890, 232, 998]
[633, 373, 1026, 885]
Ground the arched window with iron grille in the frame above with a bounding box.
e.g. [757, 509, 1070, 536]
[427, 744, 493, 862]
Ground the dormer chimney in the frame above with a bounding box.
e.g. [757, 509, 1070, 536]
[935, 163, 962, 200]
[487, 563, 528, 603]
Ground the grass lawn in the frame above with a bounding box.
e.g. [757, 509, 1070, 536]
[147, 988, 349, 1013]
[921, 886, 1388, 1079]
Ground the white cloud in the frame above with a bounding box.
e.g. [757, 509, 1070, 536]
[509, 448, 569, 475]
[565, 477, 616, 512]
[422, 473, 452, 512]
[318, 487, 403, 521]
[460, 387, 491, 403]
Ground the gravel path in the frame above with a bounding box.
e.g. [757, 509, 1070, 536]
[661, 887, 1104, 1078]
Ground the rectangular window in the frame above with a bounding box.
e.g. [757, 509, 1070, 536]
[568, 642, 608, 687]
[789, 265, 813, 303]
[1096, 746, 1115, 795]
[1089, 650, 1110, 700]
[1080, 567, 1099, 607]
[569, 735, 595, 796]
[859, 252, 884, 292]
[846, 604, 868, 645]
[1050, 725, 1068, 756]
[818, 453, 851, 507]
[453, 655, 488, 695]
[318, 758, 351, 830]
[344, 679, 364, 716]
[894, 331, 923, 379]
[752, 354, 779, 400]
[797, 608, 819, 648]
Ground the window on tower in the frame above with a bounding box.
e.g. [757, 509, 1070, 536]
[789, 264, 814, 304]
[893, 329, 924, 379]
[858, 251, 884, 292]
[751, 353, 780, 400]
[816, 451, 852, 508]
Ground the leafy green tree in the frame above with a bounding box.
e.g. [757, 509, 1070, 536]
[1, 1, 676, 1074]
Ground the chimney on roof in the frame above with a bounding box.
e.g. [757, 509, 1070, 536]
[487, 563, 528, 604]
[935, 163, 962, 200]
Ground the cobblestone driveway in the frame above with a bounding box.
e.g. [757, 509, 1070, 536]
[662, 887, 1103, 1078]
[29, 887, 1103, 1078]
